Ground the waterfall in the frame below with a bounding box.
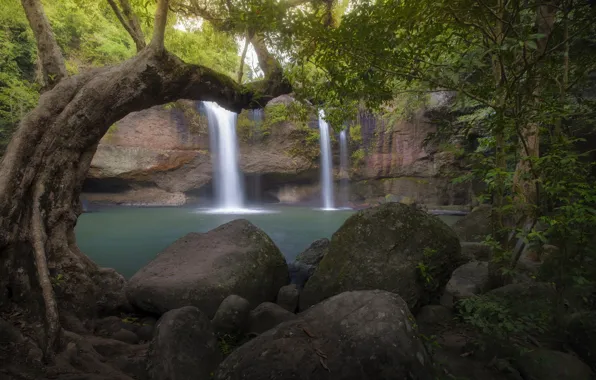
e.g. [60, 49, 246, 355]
[318, 110, 335, 210]
[204, 101, 245, 211]
[339, 129, 350, 207]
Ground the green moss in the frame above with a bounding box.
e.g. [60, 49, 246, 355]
[287, 124, 320, 162]
[104, 122, 118, 142]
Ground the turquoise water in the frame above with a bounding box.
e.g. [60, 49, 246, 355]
[75, 206, 461, 278]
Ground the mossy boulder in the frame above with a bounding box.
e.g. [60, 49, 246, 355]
[451, 204, 492, 242]
[516, 349, 593, 380]
[566, 311, 596, 370]
[126, 219, 289, 318]
[299, 203, 462, 311]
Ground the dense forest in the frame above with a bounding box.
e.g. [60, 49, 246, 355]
[1, 0, 596, 379]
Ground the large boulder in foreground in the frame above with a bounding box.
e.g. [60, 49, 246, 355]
[516, 349, 593, 380]
[147, 306, 221, 380]
[215, 290, 434, 380]
[451, 204, 492, 242]
[440, 261, 490, 308]
[126, 219, 289, 317]
[300, 203, 462, 311]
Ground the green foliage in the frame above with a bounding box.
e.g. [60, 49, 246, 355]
[417, 247, 439, 292]
[351, 148, 365, 169]
[458, 294, 551, 346]
[288, 124, 320, 162]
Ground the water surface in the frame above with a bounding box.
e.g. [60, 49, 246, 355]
[76, 205, 461, 278]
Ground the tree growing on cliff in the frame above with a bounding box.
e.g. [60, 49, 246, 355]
[0, 0, 295, 362]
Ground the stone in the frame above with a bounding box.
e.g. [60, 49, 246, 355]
[516, 349, 593, 380]
[461, 242, 493, 261]
[441, 261, 490, 308]
[147, 306, 221, 380]
[295, 238, 329, 266]
[288, 261, 315, 289]
[94, 316, 126, 337]
[247, 302, 296, 334]
[112, 329, 139, 344]
[211, 295, 251, 334]
[276, 284, 299, 312]
[416, 305, 453, 326]
[126, 219, 289, 318]
[93, 268, 131, 315]
[451, 204, 492, 242]
[215, 290, 434, 380]
[136, 325, 154, 342]
[566, 312, 596, 370]
[300, 203, 462, 311]
[0, 317, 24, 345]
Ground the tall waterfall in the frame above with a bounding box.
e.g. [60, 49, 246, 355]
[250, 109, 264, 204]
[204, 102, 245, 211]
[318, 110, 335, 210]
[339, 129, 350, 207]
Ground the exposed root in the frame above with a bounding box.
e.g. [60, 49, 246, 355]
[31, 180, 60, 360]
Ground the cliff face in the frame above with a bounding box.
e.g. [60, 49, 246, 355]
[83, 95, 473, 208]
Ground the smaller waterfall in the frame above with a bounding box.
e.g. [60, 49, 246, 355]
[339, 129, 350, 207]
[204, 101, 245, 211]
[318, 110, 335, 210]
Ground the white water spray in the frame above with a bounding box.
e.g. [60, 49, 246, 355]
[318, 110, 335, 210]
[204, 101, 246, 212]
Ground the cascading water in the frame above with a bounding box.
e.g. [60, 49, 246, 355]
[339, 129, 350, 208]
[318, 110, 335, 210]
[204, 101, 246, 212]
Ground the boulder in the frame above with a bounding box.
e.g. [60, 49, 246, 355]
[277, 284, 299, 312]
[461, 242, 493, 261]
[215, 290, 434, 380]
[126, 219, 289, 317]
[566, 312, 596, 370]
[147, 306, 221, 380]
[112, 329, 139, 344]
[248, 302, 296, 334]
[211, 295, 251, 334]
[416, 305, 453, 326]
[441, 261, 490, 308]
[300, 203, 462, 311]
[288, 261, 315, 289]
[516, 349, 593, 380]
[93, 268, 130, 315]
[451, 204, 492, 242]
[295, 238, 329, 266]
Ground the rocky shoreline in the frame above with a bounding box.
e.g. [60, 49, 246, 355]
[5, 203, 592, 380]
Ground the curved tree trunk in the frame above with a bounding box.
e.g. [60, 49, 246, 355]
[0, 45, 287, 359]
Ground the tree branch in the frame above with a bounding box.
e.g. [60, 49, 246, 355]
[20, 0, 67, 91]
[150, 0, 169, 52]
[237, 30, 253, 83]
[107, 0, 146, 52]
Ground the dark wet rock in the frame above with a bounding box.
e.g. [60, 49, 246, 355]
[93, 268, 131, 315]
[247, 302, 296, 334]
[516, 349, 593, 380]
[566, 311, 596, 370]
[215, 290, 435, 380]
[112, 329, 139, 344]
[300, 203, 462, 311]
[211, 295, 251, 334]
[295, 238, 329, 266]
[416, 305, 453, 326]
[451, 204, 492, 242]
[95, 316, 126, 337]
[441, 261, 490, 308]
[147, 306, 221, 380]
[136, 324, 154, 342]
[288, 261, 315, 289]
[126, 219, 289, 318]
[277, 284, 299, 312]
[461, 242, 493, 261]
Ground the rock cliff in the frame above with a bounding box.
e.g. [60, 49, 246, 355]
[83, 94, 474, 208]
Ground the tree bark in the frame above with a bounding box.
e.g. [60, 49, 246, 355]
[20, 0, 67, 90]
[107, 0, 146, 52]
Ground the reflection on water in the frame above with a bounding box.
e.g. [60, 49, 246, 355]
[75, 205, 461, 278]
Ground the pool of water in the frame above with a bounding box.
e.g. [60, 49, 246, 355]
[75, 205, 462, 278]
